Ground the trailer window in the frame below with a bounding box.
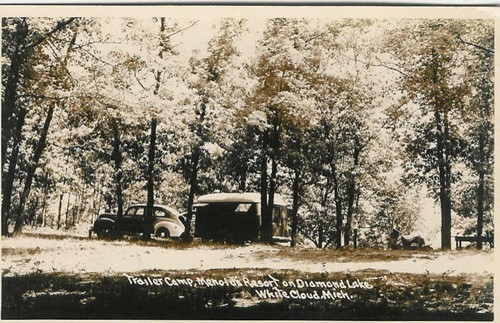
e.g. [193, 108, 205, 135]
[235, 203, 252, 212]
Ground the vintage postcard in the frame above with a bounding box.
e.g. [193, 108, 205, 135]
[0, 4, 497, 321]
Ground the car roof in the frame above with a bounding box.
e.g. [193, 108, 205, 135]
[196, 192, 287, 206]
[128, 204, 180, 216]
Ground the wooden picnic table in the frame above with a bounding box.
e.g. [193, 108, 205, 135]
[455, 235, 494, 249]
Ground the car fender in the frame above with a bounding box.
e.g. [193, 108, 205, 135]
[154, 220, 184, 238]
[93, 218, 115, 231]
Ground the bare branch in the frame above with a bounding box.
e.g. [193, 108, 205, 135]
[134, 70, 149, 92]
[340, 53, 411, 78]
[45, 39, 62, 61]
[26, 18, 77, 50]
[164, 20, 200, 39]
[371, 61, 410, 78]
[457, 35, 494, 54]
[72, 40, 124, 49]
[62, 30, 78, 66]
[79, 47, 115, 67]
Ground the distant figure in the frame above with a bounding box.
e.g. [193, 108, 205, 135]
[389, 229, 401, 250]
[401, 235, 425, 249]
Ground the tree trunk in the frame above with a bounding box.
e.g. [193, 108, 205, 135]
[435, 114, 452, 250]
[184, 147, 200, 241]
[41, 179, 48, 227]
[443, 112, 453, 250]
[475, 116, 487, 249]
[260, 132, 269, 241]
[431, 50, 452, 250]
[2, 19, 29, 170]
[290, 168, 300, 247]
[476, 171, 485, 249]
[153, 17, 166, 96]
[77, 186, 85, 223]
[57, 193, 63, 230]
[112, 119, 123, 236]
[344, 138, 361, 247]
[318, 222, 324, 249]
[343, 214, 351, 246]
[1, 105, 27, 236]
[31, 196, 39, 227]
[73, 192, 79, 226]
[439, 170, 452, 250]
[72, 208, 77, 227]
[183, 99, 207, 241]
[238, 164, 247, 192]
[332, 164, 343, 249]
[65, 192, 71, 229]
[93, 170, 101, 223]
[262, 116, 280, 243]
[264, 156, 278, 242]
[13, 104, 54, 236]
[144, 118, 157, 240]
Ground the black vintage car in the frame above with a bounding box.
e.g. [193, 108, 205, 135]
[91, 204, 185, 239]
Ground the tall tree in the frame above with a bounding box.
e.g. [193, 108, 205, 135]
[13, 103, 55, 235]
[180, 18, 247, 240]
[387, 20, 471, 249]
[458, 20, 494, 249]
[292, 19, 400, 249]
[2, 18, 76, 169]
[2, 17, 77, 236]
[247, 18, 326, 242]
[141, 17, 183, 239]
[61, 17, 190, 236]
[283, 124, 314, 246]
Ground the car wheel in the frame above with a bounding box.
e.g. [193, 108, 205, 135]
[97, 227, 111, 238]
[155, 228, 170, 240]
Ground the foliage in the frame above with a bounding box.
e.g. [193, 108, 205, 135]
[1, 17, 493, 248]
[383, 19, 493, 249]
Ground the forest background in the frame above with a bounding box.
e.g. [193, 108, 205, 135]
[1, 13, 494, 249]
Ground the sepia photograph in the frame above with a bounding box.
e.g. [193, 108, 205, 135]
[0, 5, 497, 320]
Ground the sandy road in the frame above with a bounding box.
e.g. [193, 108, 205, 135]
[1, 235, 494, 277]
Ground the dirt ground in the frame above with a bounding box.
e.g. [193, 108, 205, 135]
[1, 228, 495, 320]
[1, 231, 494, 277]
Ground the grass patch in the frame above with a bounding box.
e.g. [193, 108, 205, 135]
[19, 232, 244, 250]
[268, 247, 442, 263]
[2, 247, 44, 257]
[2, 269, 493, 320]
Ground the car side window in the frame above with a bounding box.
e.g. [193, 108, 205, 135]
[134, 207, 145, 217]
[124, 207, 136, 216]
[155, 208, 173, 219]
